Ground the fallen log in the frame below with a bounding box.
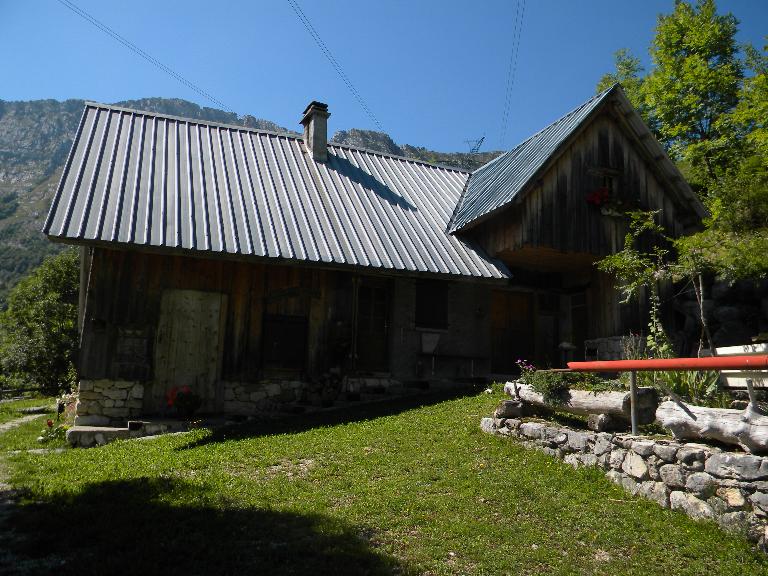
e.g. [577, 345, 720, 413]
[503, 381, 658, 426]
[656, 401, 768, 454]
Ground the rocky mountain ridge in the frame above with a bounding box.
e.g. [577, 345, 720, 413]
[0, 97, 502, 302]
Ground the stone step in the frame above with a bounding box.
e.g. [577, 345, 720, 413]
[66, 419, 185, 448]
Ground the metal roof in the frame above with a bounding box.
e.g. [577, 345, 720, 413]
[447, 87, 614, 233]
[44, 103, 510, 279]
[447, 85, 705, 233]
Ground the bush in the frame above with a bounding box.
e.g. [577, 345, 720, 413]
[0, 249, 79, 392]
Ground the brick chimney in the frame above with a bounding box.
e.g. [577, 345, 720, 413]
[300, 101, 330, 162]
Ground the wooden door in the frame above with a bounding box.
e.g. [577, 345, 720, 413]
[355, 280, 391, 372]
[151, 289, 227, 413]
[491, 291, 534, 373]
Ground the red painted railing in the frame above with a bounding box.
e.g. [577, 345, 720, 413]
[568, 355, 768, 372]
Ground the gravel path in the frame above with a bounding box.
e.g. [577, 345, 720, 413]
[0, 415, 40, 434]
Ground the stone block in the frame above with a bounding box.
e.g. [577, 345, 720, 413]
[567, 431, 590, 452]
[608, 448, 627, 470]
[669, 491, 714, 520]
[685, 472, 717, 499]
[564, 453, 581, 468]
[653, 443, 678, 463]
[677, 446, 706, 467]
[659, 464, 686, 489]
[718, 511, 753, 537]
[480, 417, 495, 434]
[705, 453, 768, 482]
[606, 469, 623, 486]
[638, 481, 669, 508]
[250, 391, 267, 403]
[78, 380, 94, 392]
[593, 433, 613, 456]
[224, 388, 235, 401]
[74, 414, 109, 426]
[622, 452, 649, 480]
[494, 400, 523, 419]
[125, 399, 143, 410]
[717, 487, 747, 510]
[130, 384, 144, 399]
[265, 383, 282, 397]
[749, 492, 768, 516]
[579, 453, 598, 468]
[101, 388, 129, 401]
[631, 440, 655, 457]
[519, 422, 545, 440]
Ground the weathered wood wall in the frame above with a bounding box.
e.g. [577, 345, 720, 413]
[472, 109, 686, 341]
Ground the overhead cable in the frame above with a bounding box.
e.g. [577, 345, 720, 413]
[56, 0, 234, 113]
[499, 0, 527, 148]
[286, 0, 384, 132]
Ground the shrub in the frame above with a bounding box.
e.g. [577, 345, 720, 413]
[0, 249, 79, 392]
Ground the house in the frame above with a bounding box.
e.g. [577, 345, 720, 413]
[44, 85, 705, 424]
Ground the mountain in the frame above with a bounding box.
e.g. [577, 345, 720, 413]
[0, 97, 502, 303]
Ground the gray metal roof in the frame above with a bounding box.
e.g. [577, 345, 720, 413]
[447, 85, 706, 233]
[44, 103, 510, 279]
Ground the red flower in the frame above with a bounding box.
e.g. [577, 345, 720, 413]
[46, 419, 53, 428]
[166, 387, 179, 407]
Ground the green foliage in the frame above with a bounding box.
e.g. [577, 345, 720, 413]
[0, 248, 79, 391]
[597, 49, 657, 132]
[522, 370, 622, 405]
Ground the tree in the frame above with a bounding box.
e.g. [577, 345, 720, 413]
[0, 249, 79, 391]
[597, 49, 657, 133]
[643, 0, 743, 181]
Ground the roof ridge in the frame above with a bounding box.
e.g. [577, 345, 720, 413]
[84, 101, 470, 174]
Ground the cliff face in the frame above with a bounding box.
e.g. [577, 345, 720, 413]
[0, 97, 501, 302]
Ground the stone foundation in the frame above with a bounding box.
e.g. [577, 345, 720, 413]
[481, 415, 768, 550]
[75, 380, 144, 426]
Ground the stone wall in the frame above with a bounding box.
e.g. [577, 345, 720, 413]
[481, 414, 768, 550]
[75, 379, 144, 426]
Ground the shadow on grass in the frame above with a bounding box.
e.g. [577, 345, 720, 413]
[7, 477, 409, 576]
[178, 388, 479, 451]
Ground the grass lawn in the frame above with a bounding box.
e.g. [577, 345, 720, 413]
[3, 388, 767, 575]
[0, 397, 56, 426]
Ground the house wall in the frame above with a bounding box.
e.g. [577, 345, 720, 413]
[75, 247, 495, 423]
[472, 110, 684, 344]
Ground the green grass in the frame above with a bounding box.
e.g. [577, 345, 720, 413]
[0, 396, 56, 425]
[3, 389, 767, 575]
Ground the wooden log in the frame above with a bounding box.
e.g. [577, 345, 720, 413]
[503, 381, 658, 424]
[656, 400, 768, 454]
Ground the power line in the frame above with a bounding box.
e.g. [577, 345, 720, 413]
[499, 0, 526, 148]
[286, 0, 384, 132]
[56, 0, 234, 114]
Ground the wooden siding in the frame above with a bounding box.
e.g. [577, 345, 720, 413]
[472, 109, 680, 341]
[475, 110, 684, 260]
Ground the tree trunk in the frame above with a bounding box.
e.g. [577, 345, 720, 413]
[656, 400, 768, 454]
[504, 381, 658, 425]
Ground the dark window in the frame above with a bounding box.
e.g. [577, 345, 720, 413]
[415, 280, 448, 329]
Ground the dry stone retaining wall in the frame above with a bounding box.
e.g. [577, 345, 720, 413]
[481, 415, 768, 549]
[75, 380, 144, 426]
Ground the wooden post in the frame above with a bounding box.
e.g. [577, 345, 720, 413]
[630, 370, 638, 435]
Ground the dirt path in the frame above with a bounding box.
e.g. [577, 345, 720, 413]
[0, 415, 40, 434]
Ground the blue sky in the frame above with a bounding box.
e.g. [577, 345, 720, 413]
[2, 0, 766, 152]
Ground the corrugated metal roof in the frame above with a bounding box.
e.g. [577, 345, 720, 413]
[448, 85, 706, 233]
[44, 103, 510, 279]
[447, 87, 615, 233]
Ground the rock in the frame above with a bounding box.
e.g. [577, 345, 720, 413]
[609, 448, 627, 470]
[718, 511, 752, 536]
[646, 455, 661, 481]
[708, 496, 728, 516]
[130, 384, 144, 399]
[749, 492, 768, 515]
[606, 470, 623, 486]
[677, 446, 706, 467]
[564, 454, 581, 468]
[495, 400, 523, 418]
[480, 418, 495, 434]
[653, 443, 678, 463]
[580, 453, 598, 468]
[78, 380, 94, 392]
[519, 422, 545, 440]
[659, 464, 686, 489]
[567, 431, 590, 452]
[506, 418, 522, 430]
[669, 491, 714, 520]
[593, 433, 613, 456]
[620, 475, 639, 495]
[631, 440, 655, 457]
[622, 452, 649, 480]
[717, 487, 747, 510]
[638, 481, 669, 508]
[685, 472, 717, 499]
[705, 453, 768, 481]
[553, 432, 569, 446]
[73, 414, 109, 426]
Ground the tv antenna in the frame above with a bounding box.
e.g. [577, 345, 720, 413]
[464, 135, 485, 154]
